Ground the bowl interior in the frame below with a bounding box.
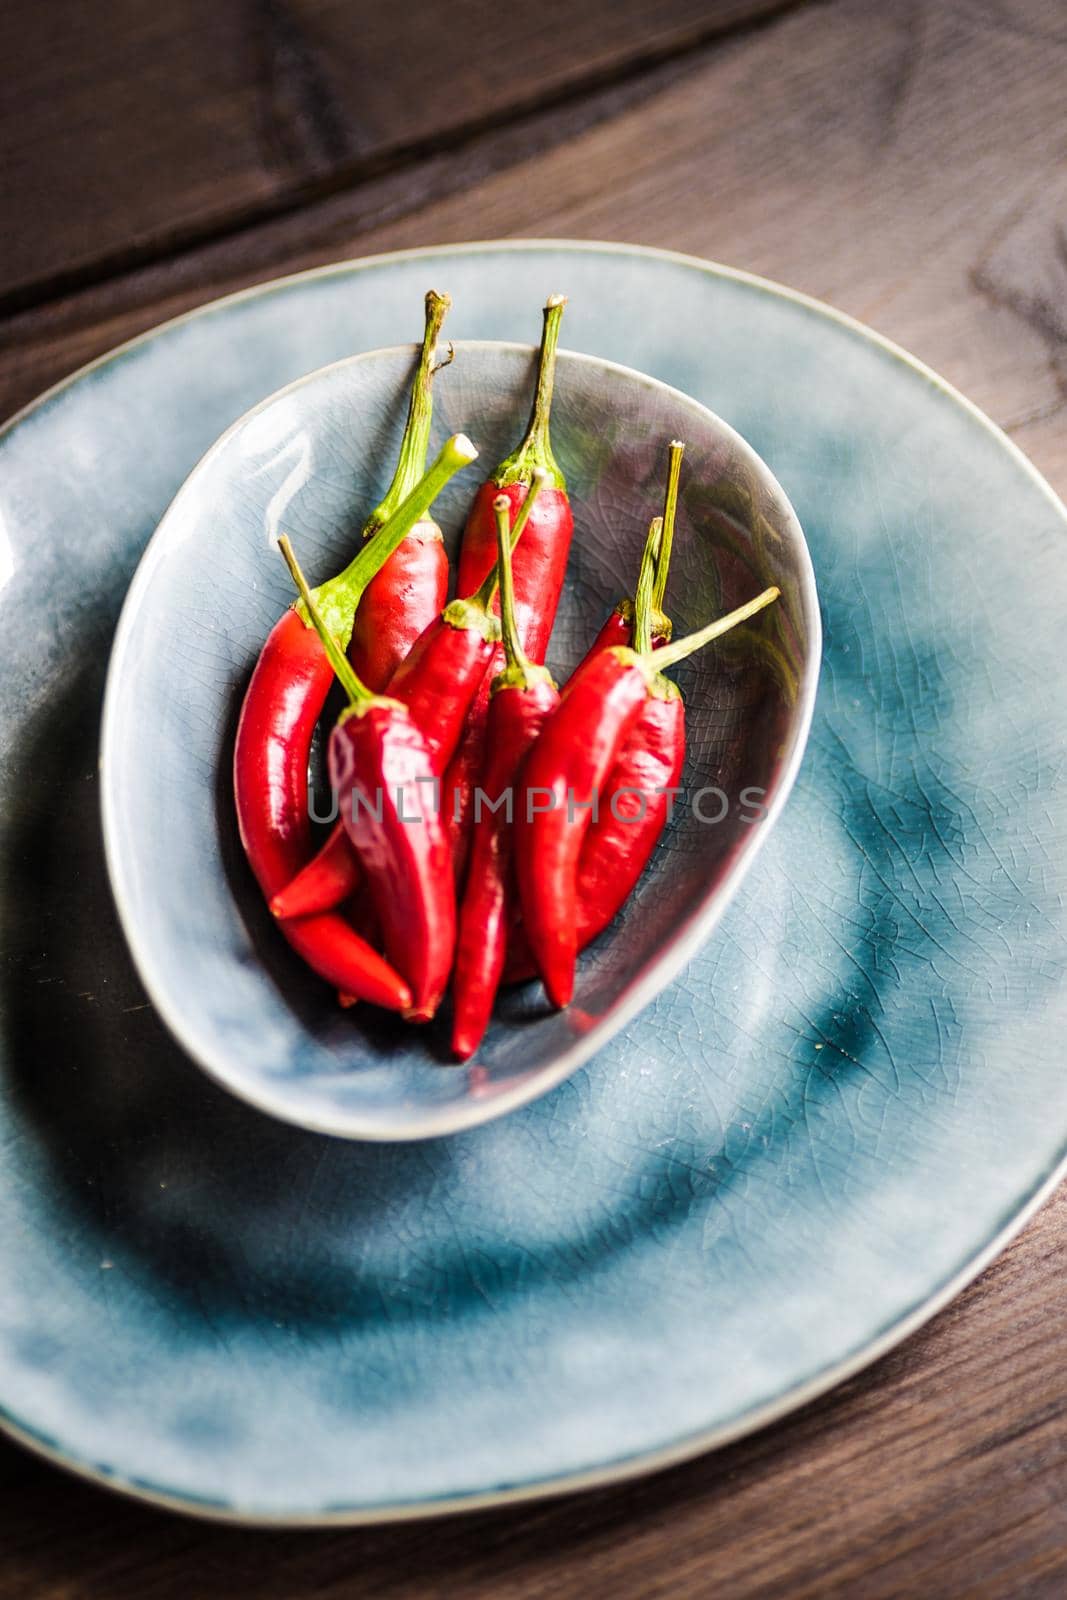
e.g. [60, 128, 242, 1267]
[101, 342, 819, 1137]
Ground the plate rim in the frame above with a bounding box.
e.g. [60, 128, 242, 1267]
[4, 237, 1067, 1524]
[5, 237, 1065, 533]
[3, 1132, 1063, 1526]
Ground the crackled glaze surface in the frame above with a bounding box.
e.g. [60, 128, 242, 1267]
[2, 243, 1067, 1522]
[101, 344, 817, 1139]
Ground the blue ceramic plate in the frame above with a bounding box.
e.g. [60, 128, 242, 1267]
[2, 243, 1067, 1523]
[100, 341, 818, 1140]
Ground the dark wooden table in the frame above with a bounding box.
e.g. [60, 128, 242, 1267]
[4, 2, 1067, 1593]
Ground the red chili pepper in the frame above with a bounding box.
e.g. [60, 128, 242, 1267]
[515, 581, 781, 1009]
[570, 441, 687, 942]
[279, 538, 456, 1023]
[573, 441, 684, 670]
[452, 496, 561, 1060]
[443, 294, 573, 876]
[579, 689, 686, 942]
[504, 447, 685, 984]
[504, 684, 686, 986]
[349, 291, 453, 692]
[233, 432, 477, 1007]
[269, 472, 548, 921]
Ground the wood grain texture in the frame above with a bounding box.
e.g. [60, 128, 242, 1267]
[3, 0, 1067, 1594]
[4, 0, 1066, 481]
[0, 0, 794, 306]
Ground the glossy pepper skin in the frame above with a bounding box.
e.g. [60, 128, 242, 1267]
[508, 501, 672, 1004]
[349, 291, 452, 692]
[330, 701, 455, 1022]
[269, 602, 498, 919]
[456, 479, 573, 664]
[279, 536, 457, 1023]
[452, 495, 560, 1060]
[452, 678, 558, 1056]
[444, 295, 572, 878]
[574, 686, 685, 945]
[269, 475, 548, 921]
[349, 530, 448, 691]
[504, 688, 686, 985]
[233, 430, 477, 1003]
[439, 659, 495, 876]
[572, 594, 670, 674]
[575, 602, 637, 668]
[515, 648, 650, 1008]
[444, 482, 572, 876]
[516, 589, 781, 1008]
[233, 610, 413, 1011]
[566, 447, 685, 940]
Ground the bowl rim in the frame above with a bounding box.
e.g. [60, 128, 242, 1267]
[100, 337, 821, 1141]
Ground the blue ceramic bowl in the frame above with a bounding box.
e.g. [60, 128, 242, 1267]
[100, 341, 819, 1139]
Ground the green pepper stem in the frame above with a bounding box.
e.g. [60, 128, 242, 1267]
[652, 440, 685, 614]
[494, 496, 529, 674]
[279, 536, 372, 706]
[651, 587, 780, 673]
[632, 516, 663, 656]
[495, 295, 567, 489]
[364, 290, 452, 537]
[490, 495, 556, 696]
[471, 467, 547, 611]
[313, 432, 478, 645]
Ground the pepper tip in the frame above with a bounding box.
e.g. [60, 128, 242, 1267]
[404, 1002, 438, 1024]
[542, 963, 575, 1010]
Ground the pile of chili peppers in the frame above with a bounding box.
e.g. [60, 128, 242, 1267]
[234, 291, 780, 1055]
